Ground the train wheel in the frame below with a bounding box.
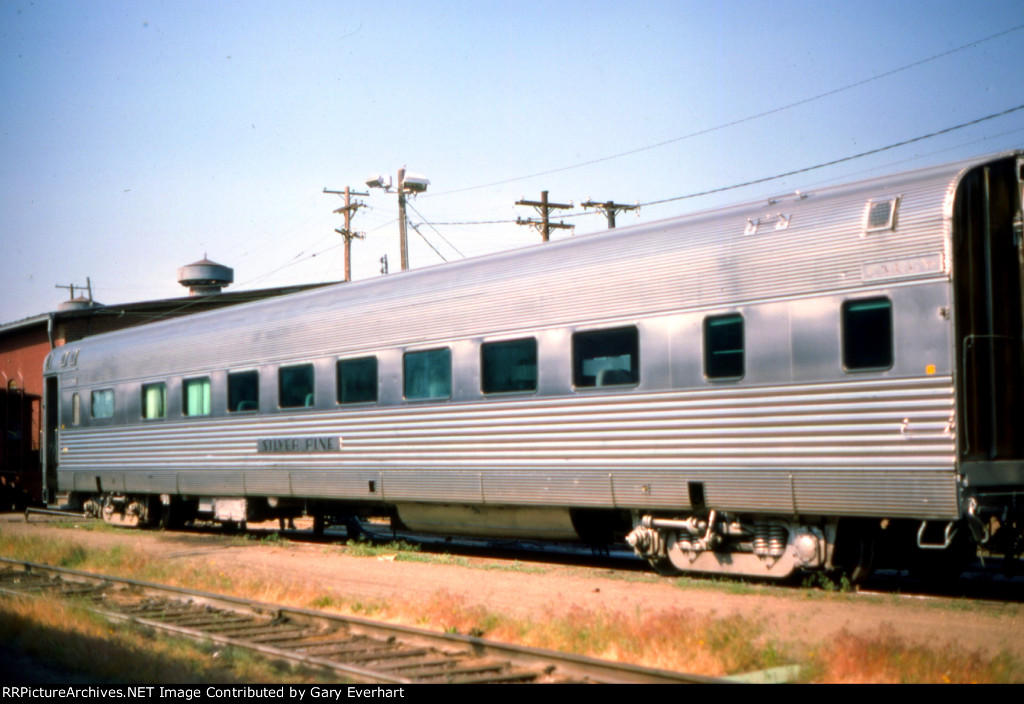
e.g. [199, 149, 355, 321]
[834, 525, 876, 586]
[158, 499, 188, 530]
[647, 555, 682, 576]
[312, 514, 325, 537]
[346, 516, 364, 539]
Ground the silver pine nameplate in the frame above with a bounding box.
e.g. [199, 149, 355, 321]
[258, 437, 342, 453]
[862, 253, 944, 282]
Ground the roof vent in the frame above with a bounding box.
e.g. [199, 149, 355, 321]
[865, 196, 900, 233]
[177, 256, 234, 296]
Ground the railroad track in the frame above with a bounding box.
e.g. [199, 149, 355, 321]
[19, 509, 1024, 602]
[0, 557, 719, 684]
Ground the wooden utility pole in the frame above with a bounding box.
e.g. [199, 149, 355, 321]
[365, 168, 430, 271]
[515, 191, 574, 241]
[396, 168, 410, 271]
[580, 199, 640, 229]
[324, 186, 369, 282]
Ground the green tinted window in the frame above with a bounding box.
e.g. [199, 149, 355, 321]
[228, 370, 259, 412]
[142, 382, 167, 419]
[183, 377, 211, 416]
[404, 349, 451, 400]
[91, 389, 114, 419]
[482, 339, 537, 394]
[337, 357, 378, 404]
[704, 314, 744, 379]
[280, 364, 315, 408]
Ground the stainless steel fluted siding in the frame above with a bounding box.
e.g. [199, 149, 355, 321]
[58, 375, 958, 518]
[61, 158, 973, 386]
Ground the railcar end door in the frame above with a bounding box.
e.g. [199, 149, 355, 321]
[953, 156, 1024, 464]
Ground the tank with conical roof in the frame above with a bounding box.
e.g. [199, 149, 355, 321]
[177, 256, 234, 296]
[57, 296, 101, 312]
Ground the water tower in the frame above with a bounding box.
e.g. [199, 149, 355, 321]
[177, 256, 234, 296]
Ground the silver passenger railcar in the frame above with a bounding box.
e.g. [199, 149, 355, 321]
[42, 150, 1024, 580]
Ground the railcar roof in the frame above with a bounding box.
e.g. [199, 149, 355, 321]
[48, 149, 1020, 383]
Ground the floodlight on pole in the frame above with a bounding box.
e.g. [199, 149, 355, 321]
[365, 168, 430, 271]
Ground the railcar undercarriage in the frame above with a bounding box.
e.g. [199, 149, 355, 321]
[626, 512, 835, 579]
[64, 488, 1024, 583]
[625, 508, 1022, 582]
[73, 492, 367, 535]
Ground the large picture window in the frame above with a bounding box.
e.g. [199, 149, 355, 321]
[482, 339, 537, 394]
[337, 357, 378, 404]
[572, 327, 638, 388]
[404, 349, 451, 400]
[279, 364, 315, 408]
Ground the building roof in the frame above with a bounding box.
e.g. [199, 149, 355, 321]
[0, 283, 337, 336]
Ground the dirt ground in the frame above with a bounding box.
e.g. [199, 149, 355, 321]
[3, 512, 1023, 663]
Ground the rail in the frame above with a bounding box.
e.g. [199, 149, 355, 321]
[0, 557, 722, 685]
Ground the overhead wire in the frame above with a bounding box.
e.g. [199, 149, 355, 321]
[796, 125, 1024, 191]
[405, 201, 466, 258]
[637, 102, 1024, 208]
[426, 23, 1024, 198]
[217, 98, 1024, 294]
[417, 103, 1024, 229]
[406, 221, 448, 262]
[246, 24, 1023, 282]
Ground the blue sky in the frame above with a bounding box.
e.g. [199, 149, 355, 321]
[2, 1, 1023, 322]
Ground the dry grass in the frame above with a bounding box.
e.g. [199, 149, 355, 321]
[804, 626, 1024, 684]
[391, 590, 780, 675]
[2, 528, 1022, 683]
[291, 590, 1024, 683]
[0, 595, 331, 684]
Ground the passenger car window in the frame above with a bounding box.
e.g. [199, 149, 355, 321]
[404, 349, 451, 400]
[142, 382, 167, 419]
[704, 314, 744, 380]
[228, 370, 259, 413]
[842, 298, 893, 370]
[482, 339, 537, 394]
[72, 393, 81, 426]
[573, 327, 638, 388]
[337, 357, 378, 404]
[279, 364, 315, 408]
[183, 377, 211, 416]
[91, 389, 114, 419]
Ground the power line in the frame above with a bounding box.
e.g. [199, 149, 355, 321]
[581, 199, 640, 229]
[416, 219, 516, 226]
[410, 104, 1024, 230]
[247, 103, 1022, 285]
[793, 125, 1024, 192]
[405, 201, 465, 258]
[406, 221, 448, 262]
[237, 241, 344, 289]
[515, 191, 575, 241]
[638, 102, 1024, 208]
[427, 23, 1024, 199]
[324, 186, 370, 282]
